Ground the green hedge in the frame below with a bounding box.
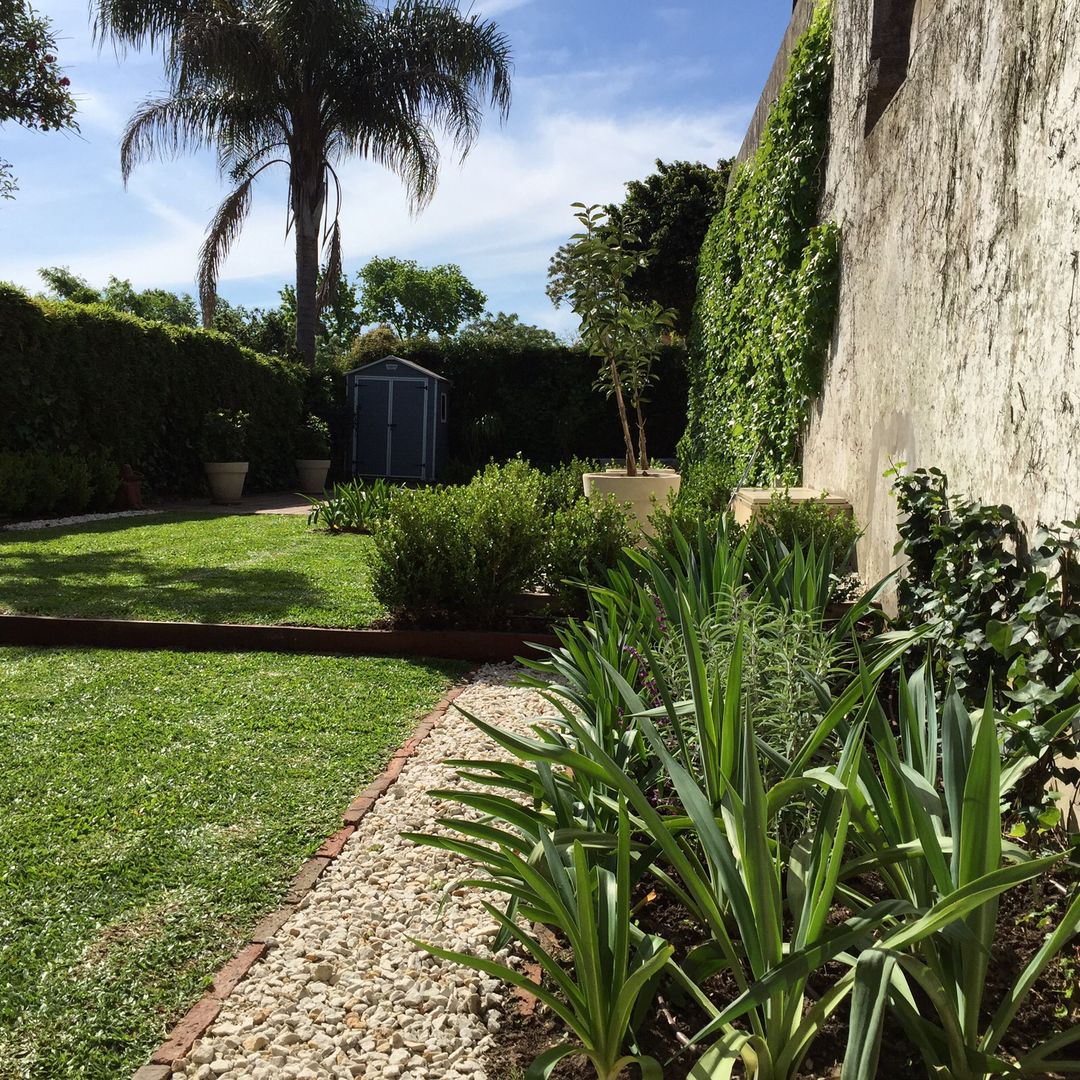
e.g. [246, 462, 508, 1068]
[392, 338, 689, 475]
[680, 0, 837, 489]
[0, 285, 305, 498]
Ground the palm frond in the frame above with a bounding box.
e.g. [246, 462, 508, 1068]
[197, 174, 257, 325]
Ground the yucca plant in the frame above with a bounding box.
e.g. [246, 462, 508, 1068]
[412, 804, 672, 1080]
[305, 477, 398, 532]
[454, 649, 917, 1080]
[839, 669, 1080, 1079]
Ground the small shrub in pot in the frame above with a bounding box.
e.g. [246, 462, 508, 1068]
[200, 409, 250, 503]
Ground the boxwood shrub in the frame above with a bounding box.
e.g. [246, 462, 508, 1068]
[0, 285, 305, 498]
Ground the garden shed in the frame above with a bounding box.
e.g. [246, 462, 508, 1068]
[345, 355, 449, 480]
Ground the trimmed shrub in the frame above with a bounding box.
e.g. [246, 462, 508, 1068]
[0, 286, 304, 495]
[545, 495, 637, 615]
[372, 460, 548, 623]
[370, 459, 638, 623]
[0, 450, 118, 517]
[754, 489, 861, 562]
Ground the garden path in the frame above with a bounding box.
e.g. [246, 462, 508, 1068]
[163, 665, 543, 1080]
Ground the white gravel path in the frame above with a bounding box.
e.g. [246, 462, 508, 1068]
[172, 665, 548, 1080]
[2, 509, 162, 531]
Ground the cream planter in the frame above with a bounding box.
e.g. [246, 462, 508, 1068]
[582, 469, 681, 536]
[204, 461, 248, 504]
[295, 459, 331, 494]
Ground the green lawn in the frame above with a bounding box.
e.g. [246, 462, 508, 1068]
[0, 513, 383, 628]
[0, 647, 466, 1080]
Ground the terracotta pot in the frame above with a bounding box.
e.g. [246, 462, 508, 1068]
[582, 468, 681, 536]
[204, 461, 248, 504]
[295, 459, 331, 495]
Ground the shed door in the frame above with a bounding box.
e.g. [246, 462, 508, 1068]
[353, 379, 390, 476]
[388, 379, 428, 479]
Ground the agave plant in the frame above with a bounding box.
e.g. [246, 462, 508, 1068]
[411, 804, 672, 1080]
[839, 668, 1080, 1079]
[305, 478, 398, 532]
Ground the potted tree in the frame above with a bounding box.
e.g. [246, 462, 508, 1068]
[295, 415, 331, 494]
[552, 203, 681, 532]
[200, 409, 250, 504]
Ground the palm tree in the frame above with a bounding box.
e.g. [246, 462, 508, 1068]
[95, 0, 511, 367]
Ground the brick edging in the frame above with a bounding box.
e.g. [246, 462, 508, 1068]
[0, 614, 558, 662]
[131, 680, 471, 1080]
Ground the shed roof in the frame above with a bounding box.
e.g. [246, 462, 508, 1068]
[344, 354, 449, 382]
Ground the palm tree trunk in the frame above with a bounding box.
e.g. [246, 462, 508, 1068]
[291, 164, 324, 369]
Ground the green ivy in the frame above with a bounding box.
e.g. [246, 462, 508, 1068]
[681, 0, 838, 488]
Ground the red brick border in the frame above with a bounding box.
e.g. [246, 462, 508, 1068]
[0, 614, 557, 662]
[131, 680, 470, 1077]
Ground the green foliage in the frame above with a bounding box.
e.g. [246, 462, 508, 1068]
[647, 459, 733, 550]
[198, 409, 250, 461]
[551, 203, 678, 474]
[0, 0, 78, 198]
[296, 414, 330, 459]
[0, 285, 304, 494]
[457, 310, 563, 350]
[396, 336, 688, 474]
[681, 1, 838, 488]
[754, 489, 861, 565]
[546, 495, 637, 616]
[306, 478, 399, 533]
[549, 159, 731, 337]
[0, 645, 462, 1077]
[843, 668, 1080, 1080]
[372, 460, 548, 623]
[357, 256, 487, 339]
[414, 806, 670, 1080]
[416, 520, 1077, 1079]
[891, 466, 1080, 831]
[100, 0, 510, 367]
[539, 456, 603, 515]
[0, 449, 117, 517]
[370, 460, 636, 622]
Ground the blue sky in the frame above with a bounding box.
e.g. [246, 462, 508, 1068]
[0, 1, 791, 334]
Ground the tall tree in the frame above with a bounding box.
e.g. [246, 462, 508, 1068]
[548, 158, 730, 336]
[357, 255, 486, 338]
[96, 0, 511, 368]
[0, 0, 77, 198]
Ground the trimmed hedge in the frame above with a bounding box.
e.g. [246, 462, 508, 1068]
[0, 285, 305, 499]
[393, 338, 689, 475]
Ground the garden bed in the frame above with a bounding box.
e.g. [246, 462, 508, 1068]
[484, 879, 1079, 1079]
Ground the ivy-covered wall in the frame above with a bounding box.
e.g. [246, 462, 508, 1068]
[680, 0, 837, 490]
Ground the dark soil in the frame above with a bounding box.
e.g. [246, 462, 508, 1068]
[482, 877, 1080, 1079]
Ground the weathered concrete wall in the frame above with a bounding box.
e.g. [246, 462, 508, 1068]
[799, 0, 1080, 583]
[734, 0, 816, 166]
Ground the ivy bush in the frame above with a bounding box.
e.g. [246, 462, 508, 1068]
[680, 0, 838, 488]
[892, 466, 1080, 833]
[0, 285, 304, 496]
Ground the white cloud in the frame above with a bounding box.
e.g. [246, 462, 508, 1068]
[468, 0, 536, 15]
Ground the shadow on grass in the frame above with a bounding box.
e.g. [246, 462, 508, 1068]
[0, 542, 328, 625]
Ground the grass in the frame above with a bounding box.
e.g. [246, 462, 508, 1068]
[0, 647, 468, 1079]
[0, 513, 383, 628]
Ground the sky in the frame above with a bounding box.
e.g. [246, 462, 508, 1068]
[0, 1, 792, 335]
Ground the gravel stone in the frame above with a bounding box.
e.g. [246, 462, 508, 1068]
[182, 666, 548, 1078]
[2, 509, 161, 531]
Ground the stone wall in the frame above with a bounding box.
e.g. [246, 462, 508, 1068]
[750, 0, 1080, 583]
